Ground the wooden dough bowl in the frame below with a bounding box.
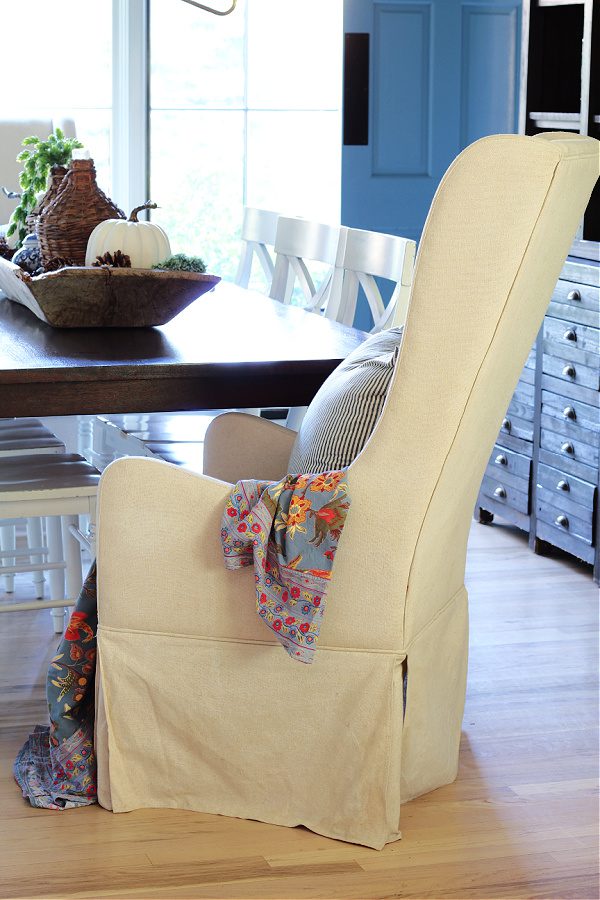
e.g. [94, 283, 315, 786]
[0, 261, 221, 328]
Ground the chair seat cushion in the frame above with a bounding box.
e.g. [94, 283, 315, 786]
[288, 327, 403, 473]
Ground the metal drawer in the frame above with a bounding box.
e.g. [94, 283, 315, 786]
[495, 431, 533, 456]
[487, 444, 531, 480]
[541, 373, 599, 408]
[544, 318, 599, 355]
[537, 462, 596, 511]
[536, 495, 594, 544]
[542, 352, 600, 392]
[499, 412, 534, 443]
[539, 446, 597, 484]
[548, 279, 600, 326]
[481, 473, 529, 514]
[536, 521, 595, 564]
[540, 392, 600, 452]
[540, 428, 599, 470]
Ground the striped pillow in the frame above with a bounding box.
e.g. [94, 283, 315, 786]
[288, 327, 403, 473]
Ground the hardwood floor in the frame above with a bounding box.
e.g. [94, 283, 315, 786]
[0, 521, 598, 900]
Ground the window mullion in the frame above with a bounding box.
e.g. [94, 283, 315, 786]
[112, 0, 149, 216]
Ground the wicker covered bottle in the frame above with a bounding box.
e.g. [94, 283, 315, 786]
[38, 157, 125, 267]
[26, 165, 68, 235]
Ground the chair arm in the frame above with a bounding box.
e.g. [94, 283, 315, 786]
[97, 456, 269, 643]
[97, 456, 407, 656]
[203, 412, 297, 482]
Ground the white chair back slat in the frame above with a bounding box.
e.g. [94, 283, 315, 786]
[269, 217, 340, 308]
[234, 207, 279, 290]
[327, 226, 416, 332]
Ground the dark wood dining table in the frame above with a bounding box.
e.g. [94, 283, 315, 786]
[0, 281, 366, 418]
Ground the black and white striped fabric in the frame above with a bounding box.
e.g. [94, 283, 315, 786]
[288, 327, 404, 474]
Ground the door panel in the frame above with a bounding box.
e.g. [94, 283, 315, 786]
[342, 0, 521, 328]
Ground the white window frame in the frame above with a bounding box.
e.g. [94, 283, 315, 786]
[112, 0, 149, 216]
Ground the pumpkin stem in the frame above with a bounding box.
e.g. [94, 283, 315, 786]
[129, 202, 158, 222]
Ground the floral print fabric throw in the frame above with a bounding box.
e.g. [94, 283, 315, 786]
[14, 563, 98, 809]
[221, 470, 350, 664]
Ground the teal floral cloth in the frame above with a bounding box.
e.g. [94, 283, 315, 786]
[221, 471, 351, 664]
[14, 563, 98, 809]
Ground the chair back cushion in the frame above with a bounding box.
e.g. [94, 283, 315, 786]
[324, 132, 599, 651]
[288, 327, 403, 473]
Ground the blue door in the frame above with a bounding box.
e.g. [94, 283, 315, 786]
[342, 0, 521, 326]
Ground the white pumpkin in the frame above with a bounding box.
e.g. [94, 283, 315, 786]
[85, 202, 171, 268]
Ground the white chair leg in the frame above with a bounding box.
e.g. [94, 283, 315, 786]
[62, 515, 84, 602]
[46, 516, 67, 633]
[86, 503, 97, 560]
[0, 524, 16, 593]
[26, 517, 45, 599]
[78, 415, 95, 460]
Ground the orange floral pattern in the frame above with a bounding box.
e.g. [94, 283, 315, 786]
[222, 471, 350, 664]
[14, 564, 98, 809]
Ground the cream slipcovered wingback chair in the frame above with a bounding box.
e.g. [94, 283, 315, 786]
[94, 133, 599, 849]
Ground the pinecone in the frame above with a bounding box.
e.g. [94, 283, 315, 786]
[92, 250, 131, 268]
[0, 237, 13, 261]
[44, 256, 76, 272]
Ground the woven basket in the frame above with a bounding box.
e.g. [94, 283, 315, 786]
[38, 159, 124, 267]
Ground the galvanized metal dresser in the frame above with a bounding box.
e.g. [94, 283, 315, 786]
[476, 243, 600, 582]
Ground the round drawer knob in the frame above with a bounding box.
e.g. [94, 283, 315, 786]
[495, 453, 508, 466]
[501, 418, 511, 432]
[560, 441, 575, 456]
[567, 289, 581, 302]
[563, 406, 577, 420]
[563, 328, 577, 342]
[494, 486, 507, 499]
[557, 479, 570, 492]
[555, 514, 569, 529]
[562, 364, 576, 379]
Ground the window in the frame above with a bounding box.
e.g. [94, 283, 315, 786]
[1, 0, 113, 192]
[150, 0, 343, 280]
[2, 0, 343, 285]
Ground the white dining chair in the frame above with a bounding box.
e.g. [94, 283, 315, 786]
[234, 207, 279, 291]
[0, 453, 100, 633]
[90, 411, 232, 472]
[327, 226, 416, 332]
[0, 417, 65, 601]
[269, 216, 340, 311]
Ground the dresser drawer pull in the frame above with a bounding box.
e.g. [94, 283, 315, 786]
[560, 441, 575, 456]
[562, 364, 576, 379]
[563, 406, 577, 420]
[501, 418, 511, 433]
[556, 479, 570, 492]
[555, 514, 569, 529]
[563, 328, 577, 342]
[495, 453, 508, 466]
[566, 289, 581, 302]
[494, 486, 507, 499]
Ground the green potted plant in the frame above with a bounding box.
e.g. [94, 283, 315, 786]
[6, 128, 82, 248]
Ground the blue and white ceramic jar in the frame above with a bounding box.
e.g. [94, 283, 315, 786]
[11, 232, 42, 275]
